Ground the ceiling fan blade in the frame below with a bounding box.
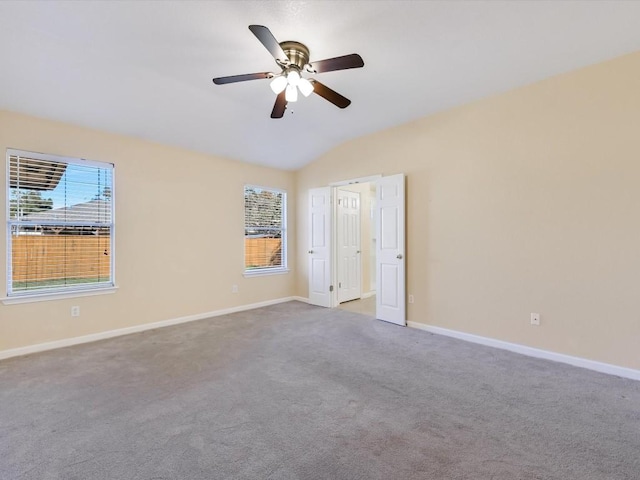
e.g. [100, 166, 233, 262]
[308, 53, 364, 74]
[311, 80, 351, 109]
[249, 25, 288, 63]
[271, 91, 287, 118]
[213, 72, 271, 85]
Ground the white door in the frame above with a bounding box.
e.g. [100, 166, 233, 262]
[308, 187, 332, 307]
[337, 189, 361, 303]
[376, 174, 406, 325]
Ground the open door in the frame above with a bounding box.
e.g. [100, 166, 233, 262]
[376, 174, 406, 325]
[337, 188, 361, 303]
[308, 187, 332, 307]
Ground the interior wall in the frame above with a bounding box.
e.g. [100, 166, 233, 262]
[0, 110, 296, 353]
[296, 52, 640, 370]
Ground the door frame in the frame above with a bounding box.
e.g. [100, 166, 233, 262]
[328, 175, 382, 308]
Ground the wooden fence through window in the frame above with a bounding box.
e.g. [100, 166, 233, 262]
[11, 235, 111, 284]
[245, 238, 282, 268]
[11, 235, 282, 283]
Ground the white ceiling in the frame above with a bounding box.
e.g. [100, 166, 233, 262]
[1, 1, 639, 170]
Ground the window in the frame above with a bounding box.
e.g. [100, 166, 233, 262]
[244, 185, 287, 275]
[6, 149, 114, 298]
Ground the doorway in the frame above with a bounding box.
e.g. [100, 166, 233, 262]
[307, 174, 406, 325]
[335, 183, 376, 315]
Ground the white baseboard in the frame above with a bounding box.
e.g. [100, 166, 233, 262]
[292, 296, 311, 304]
[361, 291, 376, 299]
[408, 322, 640, 382]
[0, 297, 296, 361]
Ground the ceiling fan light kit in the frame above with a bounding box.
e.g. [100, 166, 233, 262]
[212, 25, 364, 118]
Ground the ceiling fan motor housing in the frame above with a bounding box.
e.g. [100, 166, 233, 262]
[279, 41, 310, 70]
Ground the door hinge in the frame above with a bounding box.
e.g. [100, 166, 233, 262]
[329, 285, 334, 292]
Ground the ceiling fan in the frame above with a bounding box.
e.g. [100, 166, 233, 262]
[212, 25, 364, 118]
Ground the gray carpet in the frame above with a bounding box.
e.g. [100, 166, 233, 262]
[1, 301, 639, 480]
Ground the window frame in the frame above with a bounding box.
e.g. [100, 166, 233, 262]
[243, 184, 288, 277]
[4, 148, 116, 303]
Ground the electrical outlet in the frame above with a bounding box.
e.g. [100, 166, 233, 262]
[71, 306, 80, 317]
[530, 313, 540, 326]
[232, 284, 239, 294]
[408, 294, 415, 304]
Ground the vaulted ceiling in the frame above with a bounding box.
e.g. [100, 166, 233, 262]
[1, 1, 639, 170]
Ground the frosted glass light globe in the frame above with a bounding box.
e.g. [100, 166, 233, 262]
[285, 84, 298, 102]
[298, 77, 314, 97]
[286, 70, 301, 87]
[270, 76, 287, 94]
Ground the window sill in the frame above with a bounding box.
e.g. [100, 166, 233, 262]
[243, 268, 290, 278]
[2, 286, 118, 305]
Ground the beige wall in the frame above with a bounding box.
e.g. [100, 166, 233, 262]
[0, 110, 296, 352]
[296, 52, 640, 370]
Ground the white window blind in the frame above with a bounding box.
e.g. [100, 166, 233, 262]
[244, 185, 286, 273]
[7, 149, 114, 297]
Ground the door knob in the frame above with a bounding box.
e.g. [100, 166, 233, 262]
[356, 250, 361, 254]
[308, 250, 314, 254]
[396, 254, 403, 259]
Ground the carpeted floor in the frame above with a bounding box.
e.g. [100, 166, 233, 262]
[1, 301, 639, 480]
